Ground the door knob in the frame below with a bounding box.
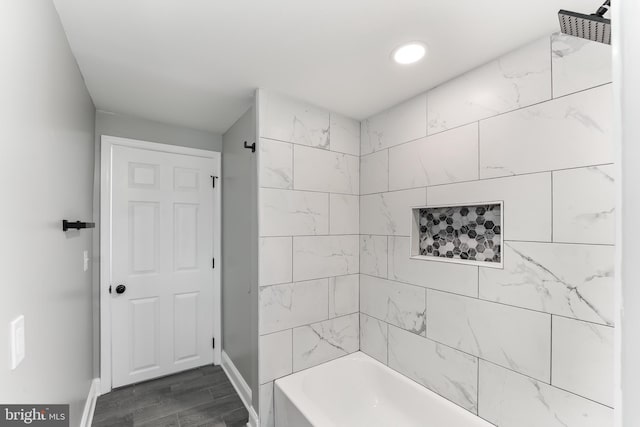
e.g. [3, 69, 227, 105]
[115, 285, 126, 294]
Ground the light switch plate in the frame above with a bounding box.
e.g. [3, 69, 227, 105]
[83, 250, 89, 272]
[10, 315, 25, 370]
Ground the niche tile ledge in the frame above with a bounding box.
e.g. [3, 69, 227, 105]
[410, 202, 504, 269]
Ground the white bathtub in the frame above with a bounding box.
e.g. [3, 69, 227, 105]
[274, 352, 492, 427]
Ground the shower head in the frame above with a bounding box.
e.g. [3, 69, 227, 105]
[558, 0, 611, 45]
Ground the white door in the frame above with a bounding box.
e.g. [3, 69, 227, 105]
[108, 142, 218, 388]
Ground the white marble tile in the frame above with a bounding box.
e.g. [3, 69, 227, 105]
[329, 274, 359, 318]
[552, 317, 614, 406]
[260, 188, 328, 237]
[360, 274, 426, 336]
[360, 150, 389, 195]
[388, 236, 478, 297]
[360, 188, 426, 236]
[360, 313, 388, 364]
[428, 36, 551, 135]
[427, 290, 551, 381]
[259, 330, 292, 384]
[427, 173, 551, 242]
[259, 237, 292, 287]
[361, 94, 427, 155]
[292, 235, 359, 281]
[294, 145, 359, 195]
[389, 123, 479, 190]
[259, 91, 329, 148]
[553, 165, 615, 245]
[259, 382, 275, 427]
[329, 194, 359, 235]
[330, 113, 360, 156]
[552, 32, 612, 98]
[259, 279, 328, 335]
[479, 360, 613, 427]
[259, 138, 293, 189]
[360, 235, 388, 278]
[292, 313, 359, 371]
[479, 84, 613, 178]
[480, 241, 614, 326]
[388, 326, 479, 413]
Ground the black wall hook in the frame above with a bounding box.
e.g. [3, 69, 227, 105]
[62, 220, 95, 232]
[244, 141, 256, 153]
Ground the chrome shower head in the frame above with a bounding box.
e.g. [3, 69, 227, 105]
[558, 0, 611, 45]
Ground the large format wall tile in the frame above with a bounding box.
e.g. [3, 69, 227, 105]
[292, 235, 359, 281]
[388, 326, 479, 413]
[428, 37, 551, 135]
[360, 235, 388, 278]
[330, 113, 360, 156]
[388, 236, 478, 297]
[360, 275, 426, 336]
[329, 194, 359, 235]
[360, 150, 389, 195]
[259, 91, 329, 148]
[259, 330, 292, 384]
[552, 317, 614, 406]
[259, 138, 293, 189]
[552, 32, 612, 98]
[480, 242, 614, 326]
[294, 145, 359, 194]
[360, 188, 426, 236]
[553, 165, 615, 245]
[389, 123, 479, 190]
[361, 94, 427, 155]
[479, 360, 613, 427]
[260, 188, 328, 236]
[427, 173, 551, 242]
[259, 237, 292, 286]
[360, 313, 388, 364]
[427, 290, 551, 381]
[260, 279, 329, 334]
[292, 313, 359, 371]
[329, 274, 359, 318]
[479, 84, 613, 178]
[259, 382, 275, 427]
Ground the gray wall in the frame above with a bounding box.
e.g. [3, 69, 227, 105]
[221, 105, 260, 411]
[91, 111, 223, 377]
[0, 1, 96, 425]
[618, 1, 640, 426]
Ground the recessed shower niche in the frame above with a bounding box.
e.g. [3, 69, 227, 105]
[410, 202, 503, 268]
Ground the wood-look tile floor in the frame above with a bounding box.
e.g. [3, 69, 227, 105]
[92, 365, 248, 427]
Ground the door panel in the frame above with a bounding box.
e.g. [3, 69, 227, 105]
[110, 144, 216, 387]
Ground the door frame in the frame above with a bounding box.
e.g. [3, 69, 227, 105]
[99, 135, 222, 394]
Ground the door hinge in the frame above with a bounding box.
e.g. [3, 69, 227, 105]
[210, 175, 218, 188]
[109, 285, 112, 294]
[212, 258, 215, 269]
[212, 338, 215, 349]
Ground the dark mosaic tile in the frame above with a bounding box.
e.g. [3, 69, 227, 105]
[419, 204, 501, 263]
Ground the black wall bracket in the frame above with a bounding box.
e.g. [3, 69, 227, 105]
[244, 140, 256, 153]
[62, 220, 95, 232]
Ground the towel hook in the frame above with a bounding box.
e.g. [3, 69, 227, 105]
[244, 141, 256, 153]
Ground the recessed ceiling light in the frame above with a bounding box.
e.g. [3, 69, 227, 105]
[392, 42, 427, 65]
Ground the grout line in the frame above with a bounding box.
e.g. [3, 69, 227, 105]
[550, 315, 554, 385]
[551, 171, 554, 242]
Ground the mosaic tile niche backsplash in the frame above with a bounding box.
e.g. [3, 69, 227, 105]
[419, 204, 502, 263]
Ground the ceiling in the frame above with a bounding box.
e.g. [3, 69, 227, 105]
[53, 0, 604, 135]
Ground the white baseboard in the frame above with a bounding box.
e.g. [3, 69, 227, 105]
[80, 378, 100, 427]
[221, 351, 259, 427]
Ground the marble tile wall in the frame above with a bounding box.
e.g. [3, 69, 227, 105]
[257, 91, 361, 426]
[358, 33, 614, 427]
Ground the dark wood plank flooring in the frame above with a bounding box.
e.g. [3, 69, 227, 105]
[92, 365, 248, 427]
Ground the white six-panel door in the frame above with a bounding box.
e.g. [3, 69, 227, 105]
[106, 140, 218, 388]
